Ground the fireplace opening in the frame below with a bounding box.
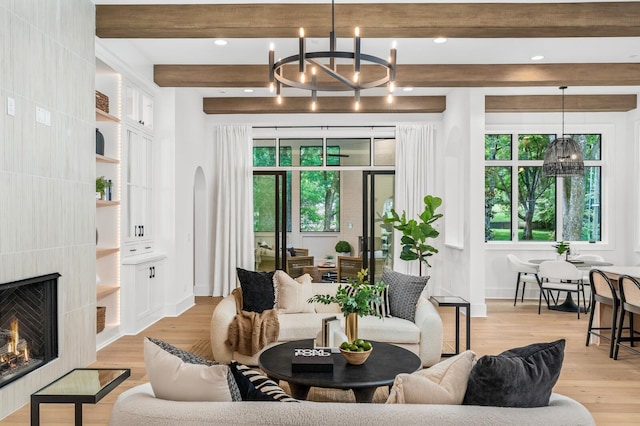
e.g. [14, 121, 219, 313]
[0, 273, 59, 389]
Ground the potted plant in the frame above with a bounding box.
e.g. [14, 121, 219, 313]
[383, 195, 443, 275]
[308, 269, 386, 343]
[95, 176, 112, 200]
[335, 240, 351, 256]
[553, 241, 571, 260]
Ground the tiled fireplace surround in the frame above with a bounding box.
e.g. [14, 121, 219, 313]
[0, 1, 97, 419]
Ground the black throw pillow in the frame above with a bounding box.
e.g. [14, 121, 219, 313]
[236, 268, 275, 313]
[287, 247, 296, 257]
[463, 339, 565, 408]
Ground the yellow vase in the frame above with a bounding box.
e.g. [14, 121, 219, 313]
[345, 313, 358, 343]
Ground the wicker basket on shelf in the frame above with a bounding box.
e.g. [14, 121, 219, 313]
[96, 306, 106, 333]
[95, 90, 109, 114]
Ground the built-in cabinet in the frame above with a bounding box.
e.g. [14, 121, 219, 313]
[123, 124, 154, 257]
[121, 254, 166, 334]
[95, 46, 161, 349]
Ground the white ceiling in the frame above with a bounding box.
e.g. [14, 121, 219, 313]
[94, 1, 640, 99]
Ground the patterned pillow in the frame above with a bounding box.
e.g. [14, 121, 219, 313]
[236, 268, 276, 313]
[146, 337, 241, 402]
[229, 361, 298, 402]
[382, 267, 429, 322]
[344, 284, 390, 317]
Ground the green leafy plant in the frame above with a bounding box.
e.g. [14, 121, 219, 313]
[335, 240, 351, 253]
[553, 241, 571, 255]
[95, 176, 112, 196]
[307, 269, 386, 318]
[384, 195, 443, 274]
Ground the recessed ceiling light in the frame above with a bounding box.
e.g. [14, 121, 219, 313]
[433, 38, 447, 44]
[531, 55, 544, 61]
[243, 89, 254, 93]
[214, 39, 227, 46]
[403, 87, 414, 92]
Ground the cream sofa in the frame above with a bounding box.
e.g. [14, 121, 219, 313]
[109, 383, 595, 426]
[210, 282, 443, 367]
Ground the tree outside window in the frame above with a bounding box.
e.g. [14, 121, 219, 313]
[484, 133, 601, 242]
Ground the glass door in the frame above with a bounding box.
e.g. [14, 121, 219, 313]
[253, 171, 287, 271]
[362, 171, 395, 282]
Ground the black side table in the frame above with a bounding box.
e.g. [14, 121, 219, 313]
[430, 295, 471, 357]
[31, 368, 130, 426]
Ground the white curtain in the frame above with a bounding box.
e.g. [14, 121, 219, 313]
[210, 125, 255, 296]
[393, 124, 436, 276]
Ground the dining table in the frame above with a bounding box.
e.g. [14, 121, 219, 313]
[529, 258, 614, 313]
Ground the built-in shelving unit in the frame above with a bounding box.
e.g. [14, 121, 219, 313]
[96, 56, 122, 349]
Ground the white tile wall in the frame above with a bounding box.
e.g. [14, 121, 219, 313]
[0, 0, 96, 419]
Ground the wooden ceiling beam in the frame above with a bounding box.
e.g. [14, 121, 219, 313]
[203, 96, 446, 114]
[485, 95, 638, 113]
[97, 2, 640, 39]
[155, 63, 640, 88]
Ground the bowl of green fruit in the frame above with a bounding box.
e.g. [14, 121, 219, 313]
[339, 339, 373, 365]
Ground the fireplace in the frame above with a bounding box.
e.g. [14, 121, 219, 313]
[0, 273, 59, 389]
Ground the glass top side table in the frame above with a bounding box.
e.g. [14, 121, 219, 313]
[31, 368, 130, 426]
[430, 295, 471, 357]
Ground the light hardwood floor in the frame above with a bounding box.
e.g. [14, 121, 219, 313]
[2, 297, 640, 425]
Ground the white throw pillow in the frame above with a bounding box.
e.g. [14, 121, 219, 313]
[386, 350, 477, 404]
[143, 337, 233, 401]
[273, 270, 315, 313]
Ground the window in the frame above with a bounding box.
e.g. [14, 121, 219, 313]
[485, 133, 602, 242]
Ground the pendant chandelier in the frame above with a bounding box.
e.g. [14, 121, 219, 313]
[268, 0, 397, 111]
[542, 86, 584, 177]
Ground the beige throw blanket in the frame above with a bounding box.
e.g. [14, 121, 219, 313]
[226, 288, 279, 356]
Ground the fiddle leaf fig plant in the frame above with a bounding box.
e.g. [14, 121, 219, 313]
[384, 195, 443, 274]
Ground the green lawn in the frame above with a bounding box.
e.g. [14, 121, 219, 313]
[490, 229, 553, 241]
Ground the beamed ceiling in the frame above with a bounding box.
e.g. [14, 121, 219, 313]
[95, 2, 640, 114]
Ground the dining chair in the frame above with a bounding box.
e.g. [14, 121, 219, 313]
[572, 254, 605, 283]
[613, 274, 640, 360]
[538, 260, 586, 319]
[506, 254, 543, 306]
[337, 256, 363, 283]
[286, 256, 314, 278]
[585, 269, 618, 358]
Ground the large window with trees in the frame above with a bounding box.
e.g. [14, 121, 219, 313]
[485, 133, 602, 243]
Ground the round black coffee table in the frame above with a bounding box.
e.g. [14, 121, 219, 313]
[258, 339, 421, 403]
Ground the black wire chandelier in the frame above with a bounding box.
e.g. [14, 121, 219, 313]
[268, 0, 397, 111]
[542, 86, 585, 177]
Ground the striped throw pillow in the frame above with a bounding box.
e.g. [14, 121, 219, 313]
[344, 284, 390, 318]
[229, 362, 298, 402]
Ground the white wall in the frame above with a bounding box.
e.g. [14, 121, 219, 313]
[0, 0, 96, 418]
[441, 89, 487, 316]
[156, 88, 207, 304]
[484, 110, 636, 300]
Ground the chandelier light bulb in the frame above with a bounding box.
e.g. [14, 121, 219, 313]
[355, 27, 360, 37]
[301, 73, 306, 83]
[299, 28, 305, 38]
[354, 100, 360, 111]
[269, 82, 274, 93]
[269, 43, 274, 51]
[311, 101, 317, 111]
[353, 72, 359, 83]
[389, 82, 395, 93]
[277, 94, 282, 105]
[387, 93, 393, 103]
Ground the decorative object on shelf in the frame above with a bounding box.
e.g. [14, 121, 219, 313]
[384, 195, 443, 275]
[334, 241, 351, 257]
[96, 306, 106, 333]
[553, 241, 571, 260]
[268, 0, 397, 111]
[96, 176, 113, 200]
[95, 90, 109, 113]
[339, 339, 373, 365]
[308, 268, 386, 343]
[96, 128, 105, 155]
[542, 86, 584, 177]
[106, 179, 113, 201]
